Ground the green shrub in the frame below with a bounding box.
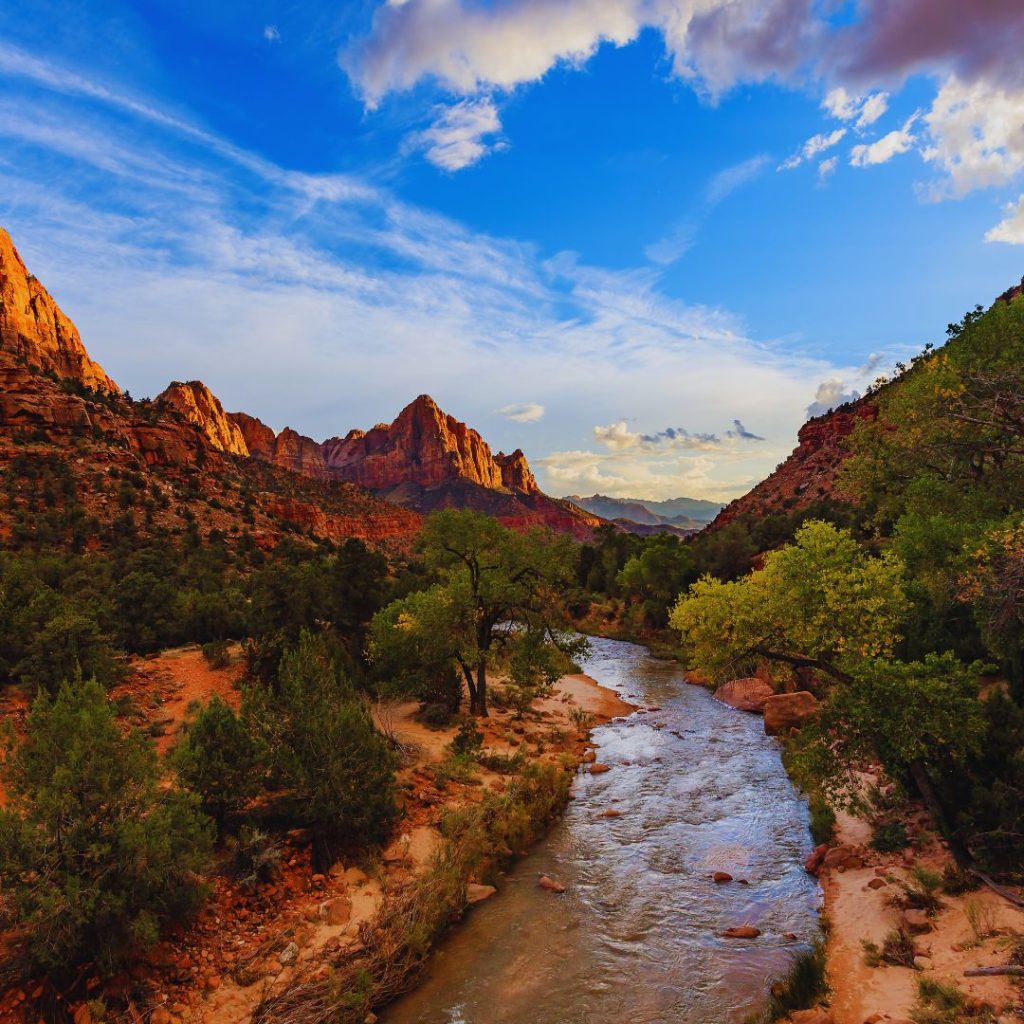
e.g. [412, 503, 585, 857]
[450, 717, 484, 756]
[759, 942, 828, 1021]
[862, 928, 916, 968]
[940, 863, 979, 896]
[809, 795, 836, 845]
[0, 679, 213, 975]
[903, 866, 944, 915]
[173, 695, 260, 831]
[910, 977, 995, 1024]
[245, 630, 397, 862]
[15, 611, 117, 695]
[201, 639, 232, 669]
[870, 821, 909, 852]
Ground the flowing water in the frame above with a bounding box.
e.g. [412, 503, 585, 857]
[385, 637, 822, 1024]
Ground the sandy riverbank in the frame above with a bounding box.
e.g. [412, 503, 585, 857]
[819, 809, 1022, 1024]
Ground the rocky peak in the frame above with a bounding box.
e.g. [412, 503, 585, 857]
[321, 394, 528, 493]
[157, 381, 249, 456]
[711, 397, 877, 529]
[0, 228, 118, 393]
[495, 449, 539, 494]
[997, 275, 1024, 305]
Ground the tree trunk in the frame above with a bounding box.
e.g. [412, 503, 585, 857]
[458, 659, 478, 716]
[909, 759, 970, 867]
[473, 656, 488, 717]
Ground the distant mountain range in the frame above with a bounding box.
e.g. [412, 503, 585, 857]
[565, 494, 724, 533]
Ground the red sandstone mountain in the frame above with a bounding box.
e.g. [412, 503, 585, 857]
[220, 396, 594, 536]
[711, 398, 877, 528]
[0, 228, 118, 394]
[0, 228, 596, 544]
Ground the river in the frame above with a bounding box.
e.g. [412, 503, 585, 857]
[384, 636, 822, 1024]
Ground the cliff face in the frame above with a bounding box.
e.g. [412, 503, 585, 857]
[226, 394, 590, 532]
[157, 381, 250, 456]
[0, 229, 118, 394]
[495, 449, 539, 493]
[228, 412, 330, 479]
[711, 398, 877, 528]
[320, 395, 520, 492]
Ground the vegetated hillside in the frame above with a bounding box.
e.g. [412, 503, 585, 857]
[709, 398, 877, 529]
[568, 493, 722, 531]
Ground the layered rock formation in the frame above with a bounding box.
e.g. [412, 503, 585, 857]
[711, 398, 877, 528]
[157, 381, 249, 456]
[318, 395, 541, 495]
[226, 395, 596, 536]
[0, 229, 118, 394]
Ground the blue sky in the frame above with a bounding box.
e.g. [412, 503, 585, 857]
[1, 0, 1023, 500]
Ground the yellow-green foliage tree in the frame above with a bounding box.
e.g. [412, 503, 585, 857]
[669, 520, 909, 683]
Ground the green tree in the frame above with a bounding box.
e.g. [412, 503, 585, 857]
[370, 510, 585, 716]
[795, 653, 985, 856]
[0, 679, 212, 974]
[15, 608, 117, 694]
[173, 695, 261, 832]
[245, 631, 396, 861]
[670, 520, 909, 683]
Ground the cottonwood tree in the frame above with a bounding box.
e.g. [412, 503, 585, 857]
[670, 520, 909, 684]
[370, 510, 586, 716]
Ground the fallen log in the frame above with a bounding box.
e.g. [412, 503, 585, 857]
[963, 966, 1024, 977]
[969, 869, 1024, 910]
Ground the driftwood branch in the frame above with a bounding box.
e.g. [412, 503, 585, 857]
[963, 966, 1024, 977]
[970, 869, 1024, 909]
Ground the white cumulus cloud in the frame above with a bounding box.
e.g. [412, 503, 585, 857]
[986, 194, 1024, 244]
[850, 114, 919, 167]
[780, 127, 847, 170]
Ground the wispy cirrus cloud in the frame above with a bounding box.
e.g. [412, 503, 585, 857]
[0, 40, 848, 500]
[410, 96, 505, 171]
[645, 153, 770, 265]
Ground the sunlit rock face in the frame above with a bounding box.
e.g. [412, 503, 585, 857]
[157, 381, 250, 456]
[0, 228, 119, 394]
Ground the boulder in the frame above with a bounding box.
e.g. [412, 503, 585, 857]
[903, 909, 933, 934]
[714, 677, 774, 713]
[823, 845, 857, 870]
[466, 883, 497, 905]
[589, 763, 611, 774]
[764, 691, 818, 736]
[538, 875, 566, 893]
[713, 871, 733, 884]
[321, 897, 352, 926]
[722, 926, 760, 938]
[804, 844, 829, 876]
